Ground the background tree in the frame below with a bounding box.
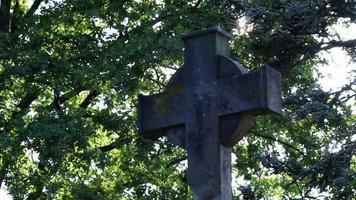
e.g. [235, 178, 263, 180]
[0, 0, 355, 199]
[223, 1, 355, 198]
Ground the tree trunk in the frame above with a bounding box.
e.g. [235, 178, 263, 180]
[0, 0, 11, 32]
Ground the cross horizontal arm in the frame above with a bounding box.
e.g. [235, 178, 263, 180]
[216, 65, 282, 116]
[138, 87, 189, 139]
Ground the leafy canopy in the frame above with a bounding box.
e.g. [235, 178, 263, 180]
[0, 0, 355, 199]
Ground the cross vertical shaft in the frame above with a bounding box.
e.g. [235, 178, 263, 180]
[182, 30, 233, 200]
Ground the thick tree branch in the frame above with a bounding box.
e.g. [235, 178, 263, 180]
[12, 90, 40, 118]
[80, 90, 100, 108]
[320, 39, 356, 51]
[99, 141, 120, 152]
[24, 0, 43, 18]
[99, 136, 132, 152]
[51, 89, 83, 110]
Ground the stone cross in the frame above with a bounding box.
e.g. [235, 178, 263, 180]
[137, 27, 282, 200]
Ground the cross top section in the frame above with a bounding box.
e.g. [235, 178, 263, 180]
[181, 26, 233, 89]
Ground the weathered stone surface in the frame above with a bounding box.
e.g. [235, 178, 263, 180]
[137, 26, 282, 200]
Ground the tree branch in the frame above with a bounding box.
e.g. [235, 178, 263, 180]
[99, 136, 132, 152]
[24, 0, 43, 18]
[99, 143, 117, 152]
[144, 75, 166, 89]
[329, 80, 355, 106]
[80, 90, 100, 108]
[51, 89, 83, 110]
[320, 38, 356, 51]
[161, 64, 179, 71]
[166, 156, 187, 168]
[12, 90, 40, 118]
[251, 131, 308, 158]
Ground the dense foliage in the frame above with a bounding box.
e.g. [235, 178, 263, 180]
[0, 0, 355, 199]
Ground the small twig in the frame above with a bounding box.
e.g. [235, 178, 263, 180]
[251, 131, 308, 158]
[144, 75, 166, 89]
[166, 156, 187, 168]
[162, 64, 179, 71]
